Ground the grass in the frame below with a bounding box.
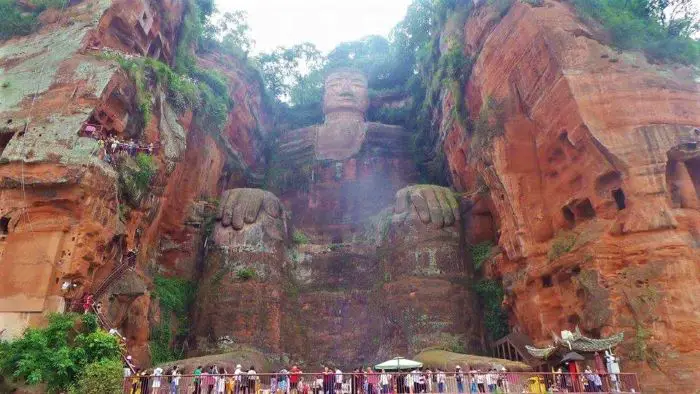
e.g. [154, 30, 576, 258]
[548, 230, 577, 261]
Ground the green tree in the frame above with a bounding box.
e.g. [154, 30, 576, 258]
[255, 43, 325, 101]
[0, 313, 121, 393]
[69, 359, 123, 394]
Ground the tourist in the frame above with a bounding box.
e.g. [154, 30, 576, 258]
[417, 369, 426, 393]
[225, 370, 235, 394]
[234, 364, 243, 394]
[140, 369, 151, 394]
[335, 367, 343, 394]
[404, 370, 413, 394]
[83, 293, 94, 313]
[152, 366, 163, 393]
[454, 366, 464, 394]
[368, 367, 380, 394]
[124, 355, 135, 377]
[247, 365, 258, 394]
[170, 366, 180, 394]
[351, 368, 360, 394]
[322, 366, 333, 394]
[194, 365, 203, 394]
[217, 367, 227, 394]
[436, 369, 446, 394]
[130, 368, 141, 394]
[485, 369, 497, 393]
[475, 370, 486, 393]
[291, 365, 302, 394]
[201, 366, 213, 394]
[280, 368, 290, 394]
[425, 368, 433, 393]
[379, 369, 390, 394]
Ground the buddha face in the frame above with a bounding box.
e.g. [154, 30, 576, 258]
[323, 70, 369, 116]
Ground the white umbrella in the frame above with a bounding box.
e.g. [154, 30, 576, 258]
[375, 357, 423, 371]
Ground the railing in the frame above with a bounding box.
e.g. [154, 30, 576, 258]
[93, 250, 136, 299]
[122, 372, 641, 394]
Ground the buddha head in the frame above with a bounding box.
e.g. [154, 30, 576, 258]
[323, 69, 369, 121]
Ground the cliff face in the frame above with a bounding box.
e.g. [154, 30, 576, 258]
[436, 1, 699, 392]
[1, 0, 698, 390]
[0, 0, 268, 366]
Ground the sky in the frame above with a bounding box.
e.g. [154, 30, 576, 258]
[215, 0, 414, 54]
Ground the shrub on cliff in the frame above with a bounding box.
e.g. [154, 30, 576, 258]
[0, 313, 121, 393]
[572, 0, 700, 65]
[151, 276, 196, 364]
[292, 229, 310, 244]
[0, 0, 67, 41]
[68, 359, 123, 394]
[474, 279, 510, 341]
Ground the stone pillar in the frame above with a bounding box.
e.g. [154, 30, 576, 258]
[672, 160, 700, 209]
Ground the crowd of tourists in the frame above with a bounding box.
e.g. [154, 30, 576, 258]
[122, 361, 626, 394]
[122, 364, 549, 394]
[82, 124, 158, 162]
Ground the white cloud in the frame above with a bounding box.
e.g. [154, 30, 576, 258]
[215, 0, 413, 54]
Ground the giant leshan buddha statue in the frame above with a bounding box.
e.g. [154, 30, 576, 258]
[275, 69, 419, 242]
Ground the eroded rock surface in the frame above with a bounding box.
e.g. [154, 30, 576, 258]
[434, 1, 700, 391]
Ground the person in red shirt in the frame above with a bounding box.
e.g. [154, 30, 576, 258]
[290, 365, 302, 394]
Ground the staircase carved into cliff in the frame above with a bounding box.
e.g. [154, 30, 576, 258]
[93, 249, 137, 299]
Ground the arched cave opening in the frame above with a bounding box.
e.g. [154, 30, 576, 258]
[0, 132, 14, 156]
[541, 275, 553, 288]
[0, 216, 10, 235]
[574, 198, 596, 219]
[612, 188, 626, 210]
[562, 206, 575, 226]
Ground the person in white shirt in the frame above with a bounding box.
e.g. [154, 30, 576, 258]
[234, 364, 243, 394]
[411, 369, 421, 394]
[247, 366, 258, 394]
[379, 369, 390, 394]
[217, 367, 226, 394]
[335, 368, 343, 394]
[436, 369, 446, 394]
[152, 367, 163, 392]
[170, 366, 180, 394]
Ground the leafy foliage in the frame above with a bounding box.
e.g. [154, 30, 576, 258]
[114, 55, 232, 132]
[236, 267, 256, 281]
[150, 276, 196, 364]
[0, 0, 66, 40]
[572, 0, 700, 65]
[474, 279, 510, 341]
[292, 229, 310, 244]
[68, 359, 123, 394]
[471, 241, 494, 270]
[133, 152, 156, 191]
[0, 313, 120, 393]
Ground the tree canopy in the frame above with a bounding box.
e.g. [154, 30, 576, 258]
[0, 313, 122, 393]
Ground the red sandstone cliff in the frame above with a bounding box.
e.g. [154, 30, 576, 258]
[0, 0, 268, 366]
[436, 1, 700, 392]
